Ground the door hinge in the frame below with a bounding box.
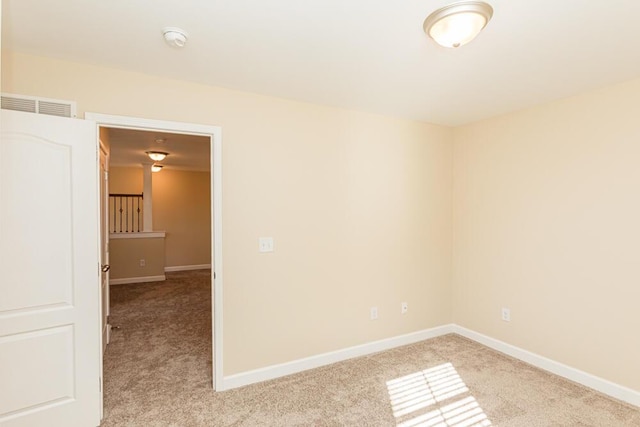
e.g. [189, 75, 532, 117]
[214, 272, 216, 280]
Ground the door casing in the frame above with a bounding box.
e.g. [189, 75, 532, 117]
[86, 112, 224, 391]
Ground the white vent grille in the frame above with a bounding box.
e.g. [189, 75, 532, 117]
[1, 96, 36, 113]
[1, 93, 76, 118]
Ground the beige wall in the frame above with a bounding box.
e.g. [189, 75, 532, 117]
[152, 169, 211, 267]
[109, 237, 165, 280]
[1, 51, 453, 375]
[109, 167, 211, 268]
[4, 49, 639, 393]
[452, 77, 640, 391]
[109, 166, 142, 194]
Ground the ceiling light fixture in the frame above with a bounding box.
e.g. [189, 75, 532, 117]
[146, 151, 169, 161]
[162, 27, 189, 48]
[151, 164, 164, 173]
[423, 1, 493, 48]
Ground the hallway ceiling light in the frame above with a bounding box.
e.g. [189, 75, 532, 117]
[423, 1, 493, 48]
[146, 151, 169, 161]
[162, 27, 189, 48]
[151, 164, 163, 173]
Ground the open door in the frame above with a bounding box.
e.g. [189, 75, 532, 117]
[99, 142, 110, 355]
[0, 109, 101, 426]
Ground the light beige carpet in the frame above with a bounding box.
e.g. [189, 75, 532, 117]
[102, 271, 640, 426]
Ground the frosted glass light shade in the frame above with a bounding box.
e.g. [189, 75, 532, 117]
[151, 164, 163, 173]
[424, 1, 493, 48]
[146, 151, 168, 161]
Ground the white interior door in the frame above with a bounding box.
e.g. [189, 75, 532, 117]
[0, 109, 101, 426]
[99, 144, 110, 355]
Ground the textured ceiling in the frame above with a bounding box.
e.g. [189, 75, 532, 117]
[4, 0, 640, 126]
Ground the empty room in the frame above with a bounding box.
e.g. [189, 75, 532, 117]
[1, 1, 639, 426]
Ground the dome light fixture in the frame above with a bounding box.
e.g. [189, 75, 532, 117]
[146, 151, 169, 162]
[162, 27, 189, 48]
[151, 164, 164, 173]
[423, 1, 493, 48]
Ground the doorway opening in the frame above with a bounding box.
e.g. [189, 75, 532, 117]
[87, 113, 223, 416]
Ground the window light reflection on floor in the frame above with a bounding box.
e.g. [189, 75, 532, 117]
[386, 362, 492, 427]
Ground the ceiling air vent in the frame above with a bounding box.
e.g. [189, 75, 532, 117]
[1, 93, 77, 118]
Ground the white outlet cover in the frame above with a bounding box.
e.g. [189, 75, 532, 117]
[501, 308, 511, 322]
[259, 237, 274, 252]
[370, 307, 378, 320]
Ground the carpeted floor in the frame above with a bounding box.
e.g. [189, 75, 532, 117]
[102, 271, 640, 426]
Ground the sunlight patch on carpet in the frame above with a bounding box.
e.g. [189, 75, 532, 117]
[387, 362, 491, 427]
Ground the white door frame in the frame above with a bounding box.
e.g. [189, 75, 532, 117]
[85, 112, 224, 391]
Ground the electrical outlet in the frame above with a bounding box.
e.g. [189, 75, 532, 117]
[259, 237, 274, 252]
[401, 302, 408, 314]
[139, 259, 146, 267]
[370, 306, 378, 320]
[501, 307, 511, 322]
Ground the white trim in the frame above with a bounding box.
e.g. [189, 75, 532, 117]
[221, 325, 454, 390]
[84, 113, 218, 136]
[109, 231, 166, 239]
[212, 128, 223, 392]
[109, 275, 166, 285]
[86, 112, 223, 391]
[220, 323, 640, 407]
[165, 264, 211, 272]
[452, 325, 640, 408]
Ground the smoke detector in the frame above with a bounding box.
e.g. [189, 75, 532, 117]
[162, 27, 189, 48]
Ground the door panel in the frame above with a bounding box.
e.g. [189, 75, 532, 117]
[0, 326, 74, 415]
[0, 109, 101, 426]
[1, 136, 73, 311]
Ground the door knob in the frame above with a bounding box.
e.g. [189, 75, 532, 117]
[101, 265, 111, 273]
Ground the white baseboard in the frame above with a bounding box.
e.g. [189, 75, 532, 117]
[164, 264, 211, 272]
[109, 275, 166, 285]
[452, 325, 640, 408]
[222, 324, 455, 390]
[220, 323, 640, 408]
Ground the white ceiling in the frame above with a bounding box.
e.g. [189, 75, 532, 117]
[4, 1, 640, 126]
[106, 128, 210, 171]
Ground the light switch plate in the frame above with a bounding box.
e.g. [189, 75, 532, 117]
[259, 237, 274, 252]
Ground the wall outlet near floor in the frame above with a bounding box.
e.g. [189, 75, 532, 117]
[370, 306, 378, 320]
[401, 302, 408, 314]
[139, 259, 146, 267]
[501, 307, 511, 322]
